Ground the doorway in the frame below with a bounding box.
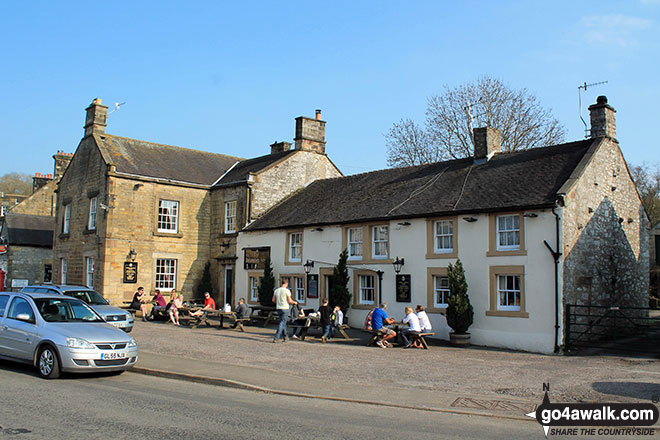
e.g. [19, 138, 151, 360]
[224, 266, 234, 306]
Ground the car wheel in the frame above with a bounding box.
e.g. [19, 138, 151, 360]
[37, 345, 60, 379]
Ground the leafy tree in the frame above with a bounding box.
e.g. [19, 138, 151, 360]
[445, 259, 473, 334]
[329, 249, 351, 311]
[258, 256, 276, 306]
[0, 172, 32, 195]
[629, 162, 660, 226]
[195, 261, 214, 299]
[385, 76, 566, 166]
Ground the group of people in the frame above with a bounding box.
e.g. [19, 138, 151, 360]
[130, 287, 217, 326]
[367, 302, 432, 348]
[272, 279, 343, 343]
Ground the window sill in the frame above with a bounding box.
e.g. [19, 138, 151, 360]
[485, 310, 529, 318]
[425, 251, 458, 259]
[153, 231, 183, 238]
[83, 229, 96, 235]
[486, 249, 527, 257]
[347, 258, 393, 265]
[58, 233, 70, 240]
[284, 260, 302, 266]
[352, 304, 374, 310]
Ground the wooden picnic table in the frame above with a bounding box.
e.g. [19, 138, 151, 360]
[287, 316, 350, 341]
[181, 307, 249, 331]
[250, 305, 277, 327]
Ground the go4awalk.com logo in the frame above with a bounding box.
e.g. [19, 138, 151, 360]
[525, 384, 659, 437]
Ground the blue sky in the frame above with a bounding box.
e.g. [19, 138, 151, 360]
[1, 1, 659, 177]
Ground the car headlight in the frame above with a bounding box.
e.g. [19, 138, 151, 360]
[127, 338, 137, 348]
[66, 337, 95, 349]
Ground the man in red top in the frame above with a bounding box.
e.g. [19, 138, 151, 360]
[189, 292, 216, 317]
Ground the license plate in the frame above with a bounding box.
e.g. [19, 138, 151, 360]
[100, 352, 128, 360]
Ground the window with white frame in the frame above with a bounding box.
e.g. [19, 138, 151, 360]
[497, 274, 521, 311]
[434, 220, 453, 253]
[1, 206, 7, 216]
[85, 257, 94, 288]
[158, 200, 179, 233]
[358, 274, 375, 305]
[294, 276, 305, 303]
[63, 204, 71, 234]
[224, 201, 236, 233]
[155, 259, 177, 290]
[288, 232, 302, 263]
[497, 215, 520, 250]
[60, 258, 67, 284]
[347, 227, 363, 260]
[372, 225, 389, 259]
[249, 276, 259, 302]
[433, 275, 450, 308]
[88, 197, 97, 230]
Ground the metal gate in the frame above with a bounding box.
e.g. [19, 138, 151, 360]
[565, 304, 660, 356]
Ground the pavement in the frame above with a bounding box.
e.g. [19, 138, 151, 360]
[127, 319, 660, 422]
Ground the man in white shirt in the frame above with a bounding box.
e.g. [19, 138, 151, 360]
[401, 306, 422, 348]
[272, 279, 297, 343]
[416, 305, 432, 331]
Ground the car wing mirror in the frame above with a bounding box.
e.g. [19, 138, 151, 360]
[16, 313, 35, 324]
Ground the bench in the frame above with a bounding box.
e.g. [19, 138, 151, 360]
[288, 321, 350, 342]
[409, 332, 435, 349]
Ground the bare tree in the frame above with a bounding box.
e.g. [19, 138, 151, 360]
[0, 172, 32, 195]
[385, 76, 566, 167]
[630, 162, 660, 226]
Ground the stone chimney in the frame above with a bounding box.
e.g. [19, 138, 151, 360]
[270, 141, 292, 155]
[473, 127, 501, 161]
[32, 173, 53, 193]
[294, 110, 326, 154]
[84, 98, 108, 137]
[53, 151, 74, 180]
[589, 95, 616, 139]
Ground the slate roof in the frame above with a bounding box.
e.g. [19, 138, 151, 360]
[215, 150, 297, 186]
[246, 140, 595, 231]
[96, 134, 243, 186]
[2, 213, 54, 247]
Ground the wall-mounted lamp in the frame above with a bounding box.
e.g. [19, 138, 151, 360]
[133, 183, 144, 190]
[462, 217, 478, 223]
[397, 221, 411, 226]
[392, 257, 405, 274]
[128, 249, 137, 261]
[523, 213, 538, 218]
[303, 259, 314, 274]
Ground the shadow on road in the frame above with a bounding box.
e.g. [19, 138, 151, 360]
[592, 381, 660, 401]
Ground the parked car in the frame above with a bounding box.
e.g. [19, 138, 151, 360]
[0, 292, 138, 379]
[21, 285, 134, 332]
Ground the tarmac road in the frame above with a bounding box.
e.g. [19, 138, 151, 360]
[0, 361, 543, 440]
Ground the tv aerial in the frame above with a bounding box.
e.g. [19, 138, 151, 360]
[108, 101, 126, 116]
[578, 81, 607, 138]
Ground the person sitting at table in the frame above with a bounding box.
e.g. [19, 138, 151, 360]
[416, 305, 433, 331]
[289, 302, 307, 340]
[371, 302, 396, 348]
[168, 293, 184, 326]
[148, 289, 167, 321]
[330, 305, 343, 338]
[130, 287, 149, 321]
[400, 306, 423, 348]
[189, 292, 216, 318]
[231, 297, 249, 329]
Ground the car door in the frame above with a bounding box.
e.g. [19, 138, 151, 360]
[0, 294, 11, 356]
[2, 297, 40, 360]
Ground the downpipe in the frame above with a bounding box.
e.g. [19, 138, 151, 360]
[543, 205, 563, 354]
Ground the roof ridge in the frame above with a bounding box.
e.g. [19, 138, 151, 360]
[103, 133, 245, 161]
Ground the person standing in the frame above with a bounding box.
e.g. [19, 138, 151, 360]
[272, 279, 297, 343]
[319, 298, 333, 344]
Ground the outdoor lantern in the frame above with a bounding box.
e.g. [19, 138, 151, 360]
[129, 249, 137, 261]
[392, 257, 405, 274]
[303, 259, 314, 274]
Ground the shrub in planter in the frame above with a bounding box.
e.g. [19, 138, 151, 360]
[445, 259, 473, 338]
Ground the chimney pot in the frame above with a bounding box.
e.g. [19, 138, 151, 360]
[315, 109, 322, 120]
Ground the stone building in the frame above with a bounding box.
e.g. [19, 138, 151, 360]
[52, 99, 341, 305]
[235, 96, 649, 353]
[0, 193, 27, 218]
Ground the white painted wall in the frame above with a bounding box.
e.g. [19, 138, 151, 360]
[237, 210, 559, 353]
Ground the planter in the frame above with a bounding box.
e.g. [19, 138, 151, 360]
[449, 332, 471, 347]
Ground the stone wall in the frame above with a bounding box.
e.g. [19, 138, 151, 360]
[562, 137, 650, 309]
[10, 180, 57, 217]
[6, 245, 51, 290]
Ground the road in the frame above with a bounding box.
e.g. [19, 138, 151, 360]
[0, 361, 544, 440]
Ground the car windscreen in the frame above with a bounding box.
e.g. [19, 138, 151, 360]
[34, 298, 105, 323]
[63, 290, 109, 306]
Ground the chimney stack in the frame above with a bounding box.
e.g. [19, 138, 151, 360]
[589, 95, 616, 139]
[84, 98, 108, 137]
[270, 141, 292, 155]
[294, 110, 326, 154]
[473, 127, 501, 161]
[53, 151, 74, 180]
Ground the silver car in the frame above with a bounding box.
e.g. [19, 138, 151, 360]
[22, 285, 134, 332]
[0, 292, 138, 379]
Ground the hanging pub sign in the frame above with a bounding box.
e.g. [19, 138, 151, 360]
[396, 274, 411, 302]
[243, 247, 270, 270]
[123, 262, 138, 283]
[307, 274, 319, 299]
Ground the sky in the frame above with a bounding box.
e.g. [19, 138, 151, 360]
[1, 1, 659, 178]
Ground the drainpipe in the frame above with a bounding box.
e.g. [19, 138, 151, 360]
[376, 270, 384, 306]
[543, 204, 563, 353]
